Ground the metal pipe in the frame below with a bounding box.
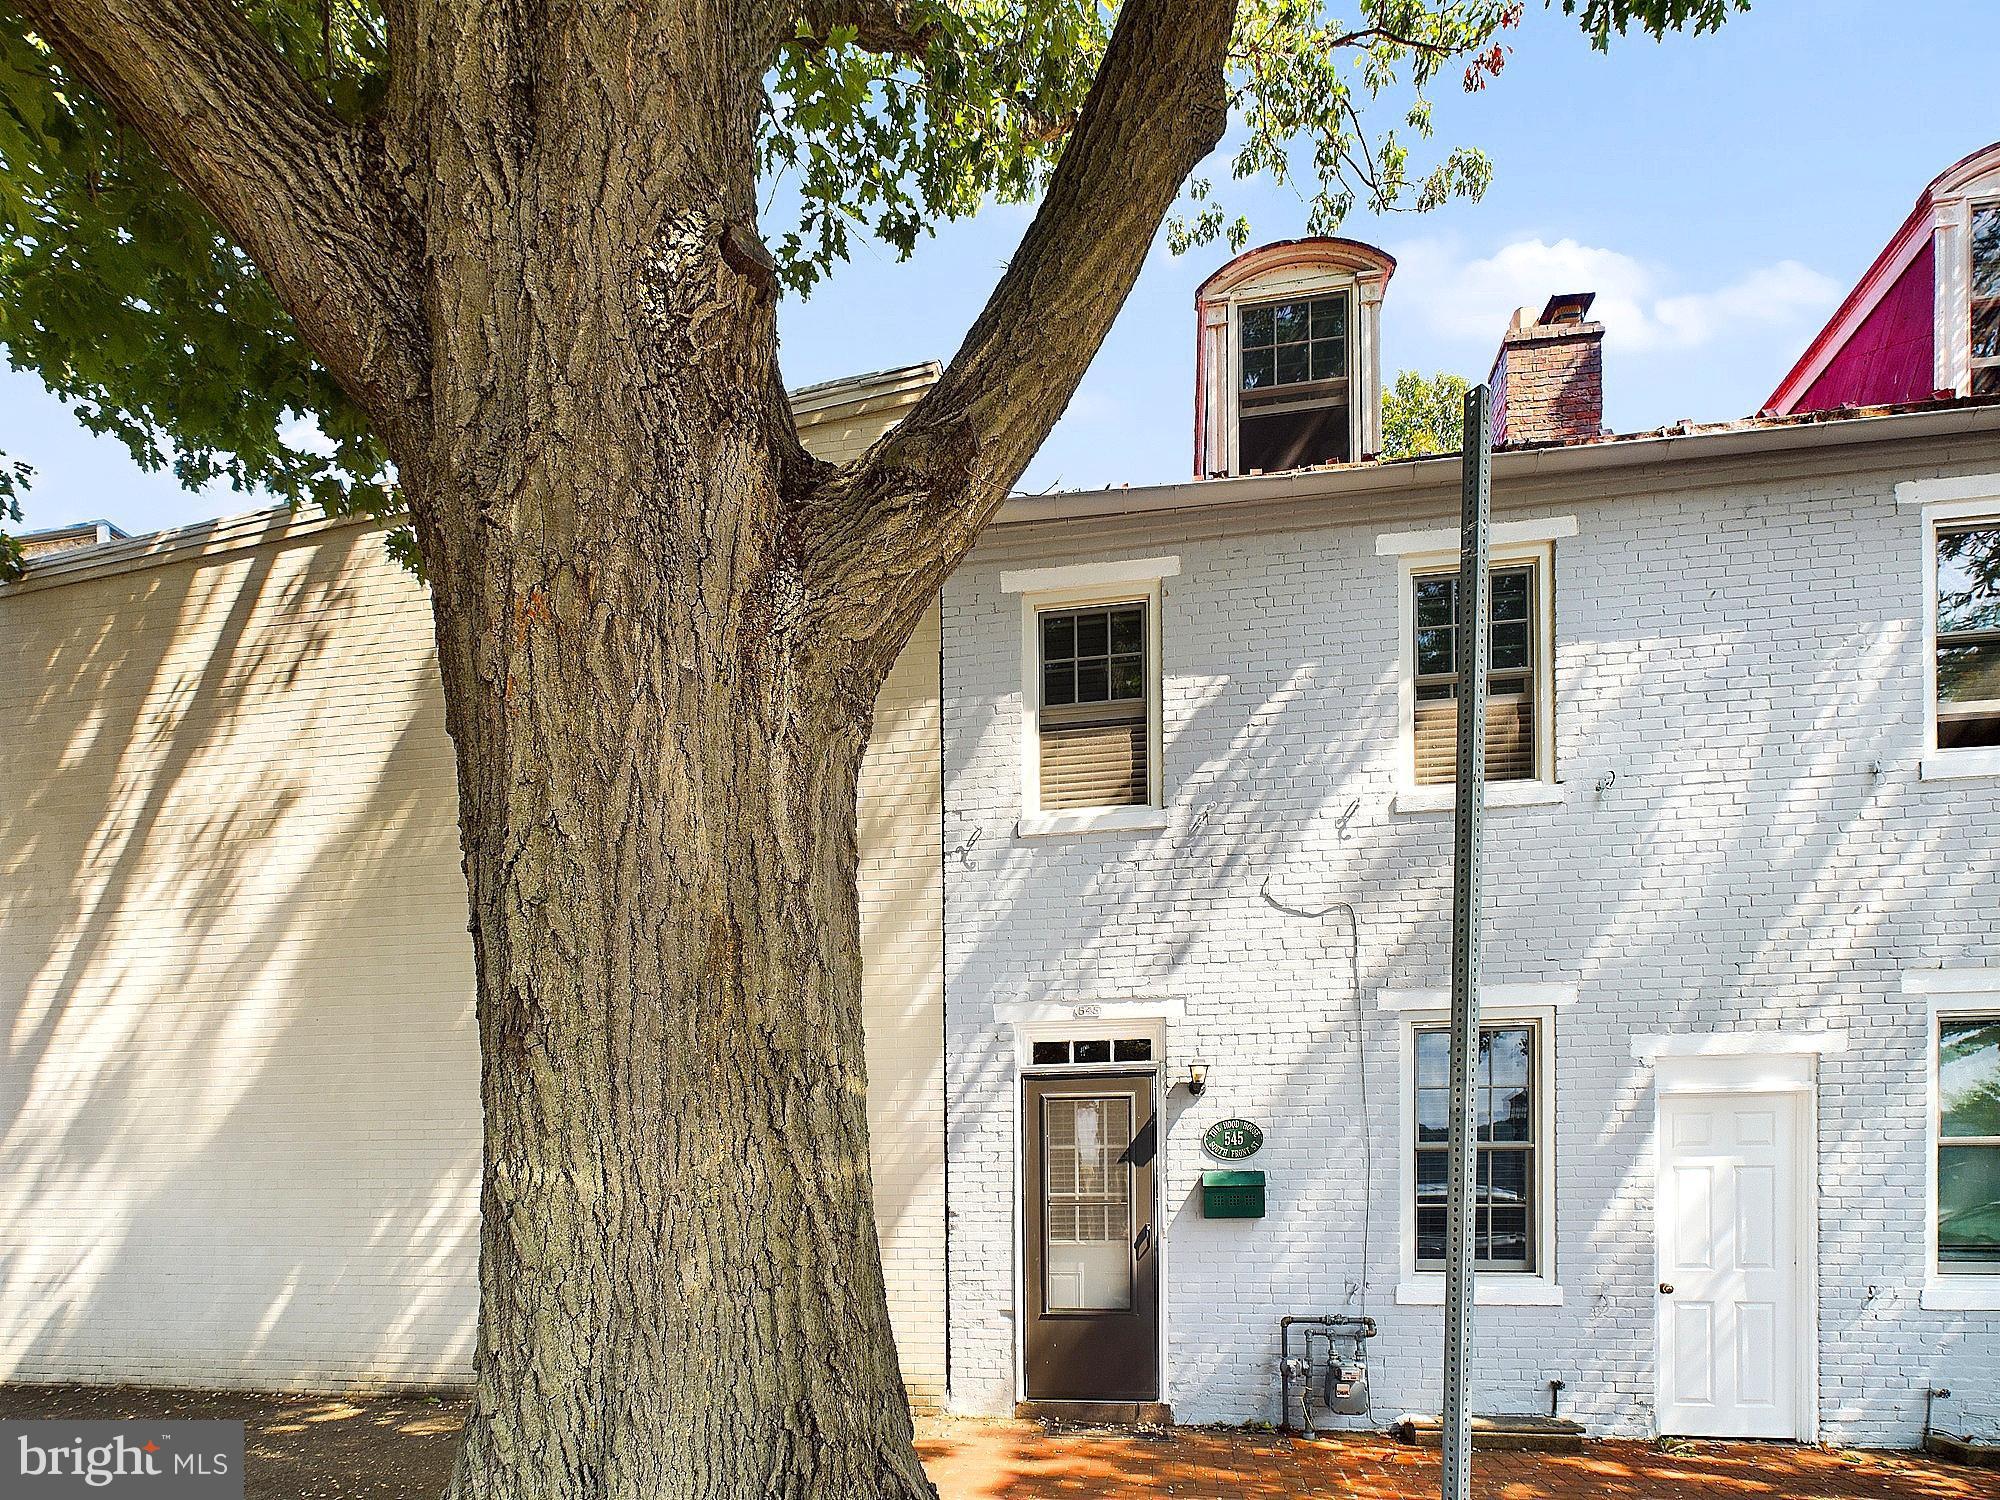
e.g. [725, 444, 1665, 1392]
[1924, 1386, 1952, 1449]
[1278, 1314, 1377, 1435]
[1441, 382, 1494, 1500]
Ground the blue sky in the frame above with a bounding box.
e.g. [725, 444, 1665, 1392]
[6, 0, 1988, 533]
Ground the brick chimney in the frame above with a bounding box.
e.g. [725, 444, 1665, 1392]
[15, 519, 127, 563]
[1488, 292, 1604, 445]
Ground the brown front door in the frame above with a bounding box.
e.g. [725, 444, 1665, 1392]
[1023, 1071, 1159, 1402]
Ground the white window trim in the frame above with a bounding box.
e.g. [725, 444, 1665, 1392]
[1906, 968, 2000, 1310]
[1896, 479, 2000, 780]
[1007, 557, 1175, 837]
[1630, 1030, 1848, 1062]
[1375, 515, 1579, 558]
[1378, 982, 1577, 1013]
[1388, 531, 1562, 811]
[1391, 991, 1563, 1307]
[1934, 170, 2000, 396]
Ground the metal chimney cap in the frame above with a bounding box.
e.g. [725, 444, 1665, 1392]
[1538, 292, 1596, 325]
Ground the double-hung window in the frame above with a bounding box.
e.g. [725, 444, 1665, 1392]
[1381, 520, 1572, 807]
[1390, 984, 1566, 1305]
[1036, 602, 1150, 810]
[1935, 516, 2000, 751]
[1413, 1023, 1540, 1272]
[1938, 1011, 2000, 1276]
[1237, 293, 1351, 473]
[1004, 557, 1175, 830]
[1972, 201, 2000, 397]
[1411, 559, 1544, 786]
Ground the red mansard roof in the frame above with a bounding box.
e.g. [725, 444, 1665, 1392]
[1767, 141, 2000, 415]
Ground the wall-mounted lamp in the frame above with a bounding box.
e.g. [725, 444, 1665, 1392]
[1185, 1061, 1210, 1097]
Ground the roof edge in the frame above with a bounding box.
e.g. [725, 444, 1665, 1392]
[997, 397, 2000, 530]
[11, 398, 1999, 599]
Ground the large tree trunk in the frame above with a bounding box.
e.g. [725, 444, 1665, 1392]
[418, 427, 932, 1498]
[410, 63, 933, 1477]
[441, 639, 926, 1498]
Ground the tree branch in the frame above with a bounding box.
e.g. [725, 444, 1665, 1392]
[805, 0, 1235, 663]
[795, 0, 940, 57]
[11, 0, 429, 457]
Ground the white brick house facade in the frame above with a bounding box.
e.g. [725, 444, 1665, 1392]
[938, 411, 2000, 1446]
[4, 354, 1998, 1454]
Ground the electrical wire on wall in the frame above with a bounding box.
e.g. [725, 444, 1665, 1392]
[1259, 875, 1370, 1316]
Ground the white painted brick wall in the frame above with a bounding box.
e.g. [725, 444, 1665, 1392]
[939, 454, 2000, 1447]
[0, 517, 947, 1401]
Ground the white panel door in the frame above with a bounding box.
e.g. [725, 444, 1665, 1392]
[1656, 1091, 1805, 1438]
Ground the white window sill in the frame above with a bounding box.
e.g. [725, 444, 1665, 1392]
[1921, 748, 2000, 781]
[1392, 781, 1564, 816]
[1920, 1277, 2000, 1311]
[1016, 805, 1170, 839]
[1395, 1276, 1565, 1308]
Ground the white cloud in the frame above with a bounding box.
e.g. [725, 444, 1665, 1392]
[277, 412, 338, 458]
[1388, 235, 1840, 356]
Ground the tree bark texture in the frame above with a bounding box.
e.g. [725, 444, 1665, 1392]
[10, 0, 1237, 1492]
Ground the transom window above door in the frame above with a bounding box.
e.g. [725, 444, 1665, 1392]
[1031, 1037, 1154, 1067]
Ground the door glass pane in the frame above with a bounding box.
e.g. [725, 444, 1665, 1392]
[1044, 1096, 1135, 1310]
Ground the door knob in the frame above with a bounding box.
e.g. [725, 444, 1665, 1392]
[1659, 1283, 1675, 1295]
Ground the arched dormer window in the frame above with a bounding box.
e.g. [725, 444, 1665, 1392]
[1194, 238, 1394, 478]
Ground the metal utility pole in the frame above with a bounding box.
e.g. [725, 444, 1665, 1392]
[1440, 383, 1492, 1500]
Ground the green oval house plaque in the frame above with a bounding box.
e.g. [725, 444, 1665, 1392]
[1201, 1118, 1264, 1160]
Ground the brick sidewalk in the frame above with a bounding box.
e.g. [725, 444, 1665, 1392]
[914, 1416, 1993, 1499]
[0, 1386, 1988, 1499]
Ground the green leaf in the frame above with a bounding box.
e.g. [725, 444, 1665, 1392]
[0, 0, 1743, 559]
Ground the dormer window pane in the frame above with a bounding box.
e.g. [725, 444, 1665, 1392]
[1975, 303, 2000, 362]
[1240, 292, 1350, 393]
[1975, 202, 2000, 297]
[1972, 202, 2000, 395]
[1309, 298, 1347, 380]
